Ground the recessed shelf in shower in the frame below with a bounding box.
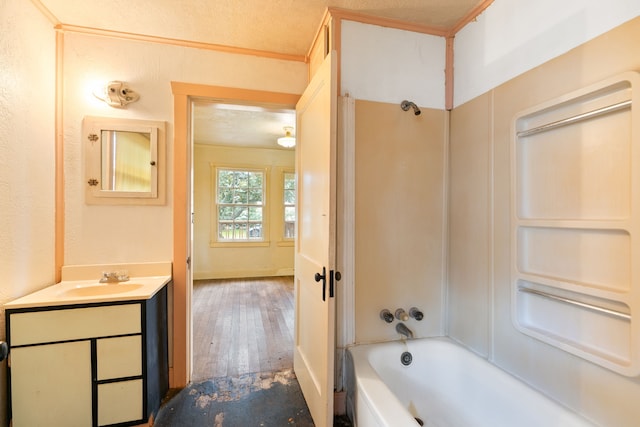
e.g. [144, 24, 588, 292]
[511, 71, 640, 376]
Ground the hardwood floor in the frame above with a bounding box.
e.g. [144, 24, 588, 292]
[191, 276, 294, 382]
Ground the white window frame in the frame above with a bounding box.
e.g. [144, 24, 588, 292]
[211, 165, 270, 248]
[281, 169, 296, 244]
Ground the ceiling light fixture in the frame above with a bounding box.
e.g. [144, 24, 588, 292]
[277, 126, 296, 148]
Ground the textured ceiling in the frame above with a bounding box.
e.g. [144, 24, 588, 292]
[192, 101, 296, 149]
[37, 0, 488, 149]
[39, 0, 483, 57]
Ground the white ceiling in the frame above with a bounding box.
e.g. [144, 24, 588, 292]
[37, 0, 487, 149]
[192, 101, 296, 149]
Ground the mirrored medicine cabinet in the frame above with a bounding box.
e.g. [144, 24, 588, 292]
[83, 116, 166, 205]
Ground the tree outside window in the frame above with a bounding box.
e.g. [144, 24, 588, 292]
[217, 169, 265, 241]
[283, 171, 296, 239]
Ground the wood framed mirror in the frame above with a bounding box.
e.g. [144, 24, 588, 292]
[83, 116, 166, 205]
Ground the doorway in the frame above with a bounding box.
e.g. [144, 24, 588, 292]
[171, 82, 298, 387]
[190, 99, 296, 381]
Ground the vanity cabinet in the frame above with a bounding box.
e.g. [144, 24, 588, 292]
[6, 285, 168, 427]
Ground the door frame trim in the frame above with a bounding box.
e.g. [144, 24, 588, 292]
[170, 82, 299, 386]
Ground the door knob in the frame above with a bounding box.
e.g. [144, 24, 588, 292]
[315, 267, 327, 301]
[314, 270, 326, 283]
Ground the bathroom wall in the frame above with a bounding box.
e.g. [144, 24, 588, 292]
[6, 3, 639, 424]
[449, 17, 640, 426]
[354, 100, 446, 343]
[0, 1, 57, 425]
[0, 0, 56, 305]
[337, 19, 447, 345]
[192, 144, 295, 279]
[62, 32, 307, 266]
[454, 0, 640, 106]
[447, 93, 492, 355]
[340, 20, 446, 110]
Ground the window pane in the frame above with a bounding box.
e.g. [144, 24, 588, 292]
[234, 189, 248, 204]
[219, 206, 234, 221]
[234, 223, 248, 239]
[249, 172, 263, 188]
[218, 170, 233, 187]
[284, 222, 295, 238]
[284, 189, 295, 205]
[219, 222, 233, 240]
[235, 171, 249, 188]
[234, 207, 248, 220]
[218, 188, 233, 203]
[283, 171, 296, 239]
[248, 207, 262, 221]
[284, 172, 295, 189]
[248, 223, 262, 239]
[284, 206, 295, 222]
[248, 189, 263, 205]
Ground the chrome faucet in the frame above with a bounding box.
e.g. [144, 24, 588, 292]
[99, 271, 129, 283]
[395, 322, 414, 339]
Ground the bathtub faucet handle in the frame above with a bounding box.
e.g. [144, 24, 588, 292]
[409, 307, 424, 321]
[380, 309, 394, 323]
[395, 308, 409, 322]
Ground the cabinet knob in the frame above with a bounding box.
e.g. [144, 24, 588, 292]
[0, 341, 8, 362]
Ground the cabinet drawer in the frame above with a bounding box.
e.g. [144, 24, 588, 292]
[98, 379, 143, 426]
[97, 335, 142, 380]
[10, 304, 141, 346]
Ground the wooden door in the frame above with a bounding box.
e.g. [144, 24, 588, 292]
[293, 50, 337, 427]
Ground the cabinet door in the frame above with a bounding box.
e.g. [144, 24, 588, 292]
[11, 341, 92, 427]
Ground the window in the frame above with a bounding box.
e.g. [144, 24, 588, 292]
[216, 168, 265, 242]
[283, 171, 296, 239]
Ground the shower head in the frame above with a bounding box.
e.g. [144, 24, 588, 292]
[401, 100, 421, 115]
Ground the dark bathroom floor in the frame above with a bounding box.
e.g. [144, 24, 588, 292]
[153, 370, 312, 426]
[153, 278, 352, 427]
[153, 370, 352, 426]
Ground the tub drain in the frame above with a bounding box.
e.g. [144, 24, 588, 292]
[400, 351, 413, 366]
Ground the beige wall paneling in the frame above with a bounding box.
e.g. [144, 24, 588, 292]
[448, 93, 492, 356]
[511, 72, 639, 376]
[354, 100, 446, 343]
[448, 16, 640, 426]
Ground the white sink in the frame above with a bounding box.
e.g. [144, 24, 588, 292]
[4, 262, 172, 309]
[58, 283, 146, 298]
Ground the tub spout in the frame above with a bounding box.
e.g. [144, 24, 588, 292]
[395, 322, 414, 339]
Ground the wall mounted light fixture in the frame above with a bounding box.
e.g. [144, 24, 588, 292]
[277, 126, 296, 148]
[93, 81, 140, 108]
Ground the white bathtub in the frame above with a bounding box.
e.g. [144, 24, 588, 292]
[346, 338, 595, 427]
